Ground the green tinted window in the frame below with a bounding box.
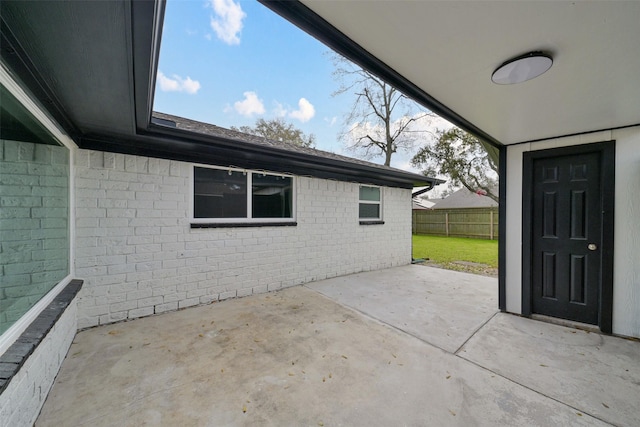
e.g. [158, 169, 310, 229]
[359, 185, 382, 220]
[1, 86, 70, 335]
[359, 204, 380, 219]
[359, 186, 380, 201]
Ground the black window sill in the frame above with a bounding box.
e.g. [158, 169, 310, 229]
[191, 222, 297, 229]
[359, 220, 385, 225]
[0, 279, 83, 395]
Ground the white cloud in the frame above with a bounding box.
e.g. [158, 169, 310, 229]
[389, 152, 425, 173]
[408, 113, 454, 134]
[234, 91, 265, 116]
[289, 98, 315, 123]
[324, 116, 337, 127]
[347, 113, 454, 145]
[157, 71, 201, 94]
[343, 112, 455, 161]
[209, 0, 246, 45]
[399, 161, 415, 171]
[272, 101, 287, 118]
[347, 120, 382, 140]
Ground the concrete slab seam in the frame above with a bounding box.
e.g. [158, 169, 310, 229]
[453, 311, 499, 356]
[456, 353, 615, 426]
[303, 284, 457, 355]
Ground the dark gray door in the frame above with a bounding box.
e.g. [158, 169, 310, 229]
[531, 152, 601, 325]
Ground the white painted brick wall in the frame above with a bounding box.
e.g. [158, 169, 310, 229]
[0, 297, 77, 426]
[74, 149, 412, 328]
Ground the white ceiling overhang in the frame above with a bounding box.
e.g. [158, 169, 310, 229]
[296, 1, 640, 145]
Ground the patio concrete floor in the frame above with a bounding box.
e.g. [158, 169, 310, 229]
[37, 265, 639, 426]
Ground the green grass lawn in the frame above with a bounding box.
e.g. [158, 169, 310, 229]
[412, 235, 498, 268]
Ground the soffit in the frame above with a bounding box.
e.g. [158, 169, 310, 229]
[1, 0, 135, 136]
[300, 1, 640, 145]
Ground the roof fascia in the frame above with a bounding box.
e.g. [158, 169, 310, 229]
[412, 187, 433, 198]
[132, 0, 166, 132]
[79, 129, 436, 189]
[145, 122, 439, 186]
[259, 0, 503, 149]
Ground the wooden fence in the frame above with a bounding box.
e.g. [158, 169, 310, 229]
[412, 207, 499, 240]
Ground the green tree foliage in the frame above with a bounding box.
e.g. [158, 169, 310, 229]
[412, 128, 498, 202]
[232, 118, 316, 148]
[331, 54, 433, 166]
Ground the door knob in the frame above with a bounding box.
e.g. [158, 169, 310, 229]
[588, 243, 597, 251]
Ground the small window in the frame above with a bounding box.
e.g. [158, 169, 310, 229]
[192, 165, 294, 223]
[359, 185, 382, 220]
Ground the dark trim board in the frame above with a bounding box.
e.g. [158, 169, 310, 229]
[498, 145, 507, 311]
[521, 141, 615, 333]
[131, 0, 165, 132]
[522, 152, 533, 318]
[191, 222, 297, 229]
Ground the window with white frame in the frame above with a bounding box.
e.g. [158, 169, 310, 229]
[192, 165, 294, 222]
[359, 185, 382, 220]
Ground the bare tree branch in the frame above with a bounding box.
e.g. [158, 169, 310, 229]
[331, 53, 431, 166]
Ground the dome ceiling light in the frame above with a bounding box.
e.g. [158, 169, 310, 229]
[491, 52, 553, 85]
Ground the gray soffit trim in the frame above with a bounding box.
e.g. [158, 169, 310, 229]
[0, 17, 79, 140]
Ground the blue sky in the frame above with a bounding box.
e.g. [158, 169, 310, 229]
[154, 0, 346, 152]
[153, 0, 452, 174]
